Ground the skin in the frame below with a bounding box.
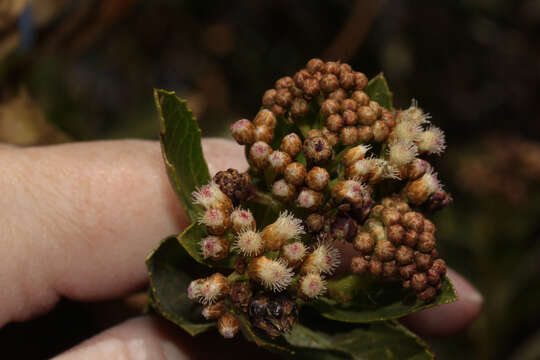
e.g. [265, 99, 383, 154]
[0, 138, 483, 359]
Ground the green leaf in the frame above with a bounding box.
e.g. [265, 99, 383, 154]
[310, 275, 456, 323]
[154, 89, 210, 221]
[178, 223, 235, 268]
[284, 319, 434, 360]
[146, 235, 216, 336]
[365, 74, 394, 110]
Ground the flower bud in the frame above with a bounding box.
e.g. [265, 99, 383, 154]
[322, 127, 339, 147]
[351, 90, 369, 106]
[202, 301, 226, 320]
[391, 118, 422, 143]
[382, 109, 396, 128]
[262, 211, 305, 251]
[192, 181, 233, 213]
[340, 71, 356, 89]
[369, 259, 383, 276]
[262, 89, 276, 106]
[301, 242, 341, 275]
[306, 58, 324, 73]
[354, 72, 368, 90]
[280, 133, 302, 158]
[196, 273, 230, 304]
[248, 256, 294, 291]
[417, 232, 436, 253]
[372, 120, 390, 142]
[386, 224, 404, 245]
[320, 73, 340, 92]
[417, 286, 437, 302]
[342, 110, 358, 126]
[303, 77, 320, 97]
[326, 114, 344, 132]
[407, 158, 432, 180]
[201, 236, 230, 261]
[321, 99, 341, 117]
[358, 106, 376, 125]
[399, 264, 417, 280]
[427, 268, 441, 285]
[271, 104, 286, 117]
[330, 214, 358, 242]
[280, 241, 307, 267]
[353, 232, 375, 254]
[199, 208, 231, 235]
[382, 261, 398, 278]
[406, 171, 442, 205]
[294, 69, 311, 88]
[402, 212, 425, 232]
[388, 140, 418, 167]
[374, 240, 395, 261]
[296, 188, 324, 211]
[329, 88, 347, 101]
[230, 208, 256, 233]
[303, 136, 333, 166]
[307, 129, 323, 139]
[331, 179, 368, 210]
[398, 101, 430, 125]
[342, 145, 371, 167]
[424, 190, 453, 212]
[403, 229, 418, 247]
[339, 126, 359, 145]
[324, 61, 340, 75]
[254, 109, 277, 130]
[411, 273, 428, 292]
[415, 252, 432, 271]
[272, 179, 296, 202]
[249, 141, 272, 168]
[381, 207, 402, 226]
[423, 219, 436, 233]
[306, 167, 330, 191]
[218, 312, 240, 339]
[369, 101, 382, 118]
[351, 256, 369, 274]
[268, 151, 292, 175]
[305, 213, 324, 233]
[230, 119, 256, 145]
[298, 273, 327, 299]
[357, 125, 374, 143]
[254, 124, 274, 144]
[187, 279, 205, 301]
[395, 245, 414, 265]
[431, 258, 447, 275]
[275, 88, 292, 107]
[417, 126, 446, 155]
[284, 162, 307, 186]
[235, 229, 264, 257]
[275, 76, 294, 90]
[346, 158, 373, 181]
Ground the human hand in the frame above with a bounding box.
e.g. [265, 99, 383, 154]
[0, 138, 483, 359]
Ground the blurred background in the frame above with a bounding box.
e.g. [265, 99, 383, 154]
[1, 0, 540, 359]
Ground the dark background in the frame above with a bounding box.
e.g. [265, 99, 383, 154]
[1, 1, 539, 359]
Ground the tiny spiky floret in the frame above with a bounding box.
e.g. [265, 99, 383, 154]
[417, 126, 446, 155]
[200, 236, 229, 261]
[192, 273, 230, 304]
[387, 140, 418, 166]
[406, 170, 442, 205]
[342, 144, 371, 167]
[302, 241, 341, 275]
[202, 301, 226, 320]
[280, 241, 307, 265]
[198, 208, 230, 235]
[298, 273, 327, 299]
[230, 207, 256, 233]
[392, 118, 423, 143]
[248, 256, 294, 292]
[192, 181, 232, 212]
[262, 211, 305, 251]
[399, 99, 431, 125]
[235, 229, 264, 257]
[218, 312, 240, 339]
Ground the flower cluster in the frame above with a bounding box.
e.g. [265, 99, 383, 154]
[188, 58, 452, 339]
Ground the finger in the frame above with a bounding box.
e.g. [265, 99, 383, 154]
[53, 316, 276, 360]
[401, 268, 483, 336]
[0, 138, 246, 327]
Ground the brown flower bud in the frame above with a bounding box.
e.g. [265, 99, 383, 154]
[383, 261, 398, 278]
[200, 236, 230, 261]
[249, 141, 272, 168]
[230, 119, 256, 145]
[231, 208, 256, 234]
[200, 208, 231, 235]
[306, 167, 330, 191]
[354, 72, 368, 90]
[321, 99, 341, 117]
[427, 268, 441, 285]
[357, 125, 374, 143]
[407, 158, 432, 180]
[340, 99, 357, 112]
[358, 106, 377, 125]
[322, 127, 339, 147]
[394, 201, 411, 214]
[400, 264, 417, 279]
[369, 101, 382, 119]
[387, 224, 405, 245]
[381, 207, 402, 226]
[425, 190, 453, 212]
[306, 129, 323, 139]
[411, 273, 428, 292]
[262, 89, 276, 106]
[303, 77, 320, 97]
[339, 126, 359, 145]
[296, 188, 324, 211]
[313, 71, 323, 81]
[369, 259, 383, 277]
[343, 110, 358, 126]
[294, 69, 311, 88]
[351, 256, 369, 274]
[395, 245, 414, 265]
[275, 88, 292, 107]
[340, 71, 356, 89]
[254, 124, 274, 144]
[284, 162, 307, 186]
[374, 240, 395, 261]
[271, 104, 286, 117]
[406, 172, 442, 206]
[417, 232, 436, 253]
[305, 213, 324, 233]
[371, 204, 385, 219]
[306, 58, 324, 73]
[415, 252, 432, 271]
[423, 219, 436, 233]
[417, 286, 437, 302]
[339, 63, 353, 74]
[320, 74, 340, 92]
[326, 114, 344, 132]
[202, 301, 226, 320]
[353, 232, 375, 254]
[281, 133, 302, 158]
[382, 109, 396, 128]
[275, 76, 294, 90]
[351, 90, 370, 106]
[304, 136, 333, 166]
[291, 97, 309, 118]
[328, 88, 347, 101]
[272, 179, 296, 202]
[268, 151, 292, 175]
[253, 109, 277, 130]
[402, 212, 425, 233]
[403, 229, 418, 247]
[431, 259, 447, 276]
[324, 61, 340, 75]
[218, 312, 240, 339]
[342, 145, 371, 167]
[372, 121, 390, 142]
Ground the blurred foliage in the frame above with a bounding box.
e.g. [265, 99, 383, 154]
[0, 0, 539, 359]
